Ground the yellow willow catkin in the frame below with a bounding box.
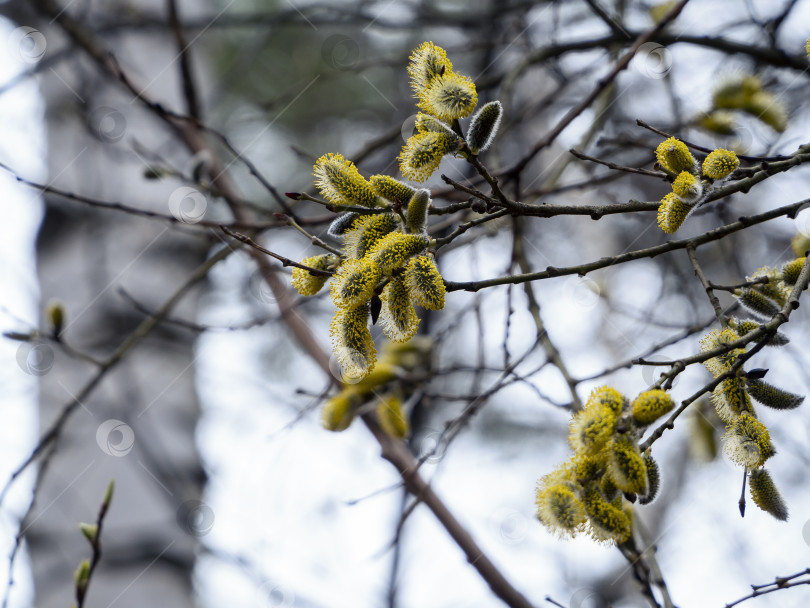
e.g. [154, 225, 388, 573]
[399, 131, 460, 182]
[702, 148, 739, 179]
[370, 175, 417, 206]
[582, 488, 632, 544]
[711, 376, 752, 423]
[585, 386, 626, 415]
[313, 153, 380, 207]
[655, 137, 696, 174]
[781, 257, 806, 285]
[407, 41, 453, 96]
[330, 258, 382, 308]
[367, 232, 430, 274]
[657, 192, 693, 234]
[749, 468, 789, 521]
[418, 72, 478, 121]
[724, 412, 775, 468]
[535, 483, 587, 538]
[379, 275, 420, 343]
[671, 171, 703, 203]
[638, 454, 660, 505]
[343, 213, 400, 259]
[375, 394, 410, 439]
[631, 389, 675, 426]
[406, 189, 431, 234]
[568, 405, 616, 455]
[291, 254, 334, 296]
[404, 254, 446, 310]
[330, 304, 376, 379]
[321, 390, 360, 431]
[606, 436, 648, 495]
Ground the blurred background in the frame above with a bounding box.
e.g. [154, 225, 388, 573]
[1, 0, 809, 606]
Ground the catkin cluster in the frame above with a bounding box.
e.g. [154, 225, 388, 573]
[699, 74, 788, 136]
[535, 386, 674, 544]
[699, 254, 807, 520]
[400, 42, 503, 181]
[655, 137, 740, 234]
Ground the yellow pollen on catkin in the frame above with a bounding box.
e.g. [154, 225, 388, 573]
[367, 232, 429, 274]
[404, 254, 446, 310]
[379, 275, 420, 343]
[581, 488, 632, 544]
[749, 468, 789, 521]
[407, 41, 453, 96]
[723, 413, 775, 468]
[291, 254, 335, 296]
[418, 72, 478, 121]
[631, 390, 675, 426]
[671, 171, 703, 203]
[329, 258, 381, 308]
[657, 192, 693, 234]
[568, 405, 616, 455]
[399, 131, 460, 182]
[535, 483, 587, 538]
[585, 386, 626, 415]
[655, 137, 696, 174]
[376, 394, 410, 439]
[606, 436, 648, 495]
[343, 213, 400, 259]
[329, 304, 376, 380]
[702, 148, 739, 179]
[313, 153, 380, 207]
[370, 175, 417, 206]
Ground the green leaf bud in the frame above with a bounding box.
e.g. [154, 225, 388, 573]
[79, 522, 98, 544]
[638, 454, 660, 505]
[467, 100, 503, 154]
[747, 379, 804, 410]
